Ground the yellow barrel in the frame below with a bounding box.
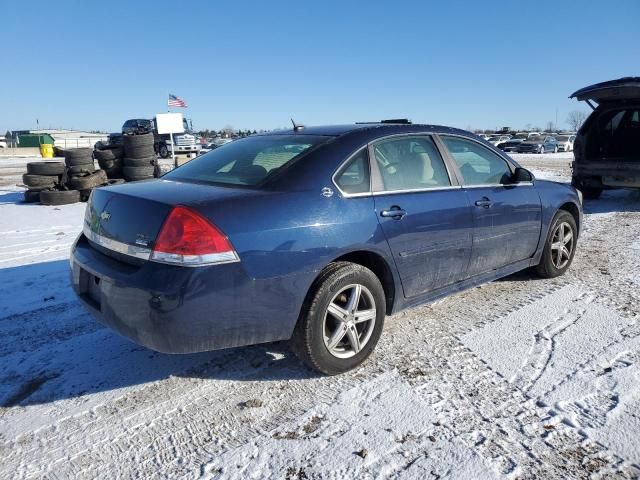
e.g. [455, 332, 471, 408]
[40, 144, 54, 158]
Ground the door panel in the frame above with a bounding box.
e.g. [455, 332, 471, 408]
[438, 135, 543, 277]
[464, 185, 541, 276]
[375, 190, 473, 298]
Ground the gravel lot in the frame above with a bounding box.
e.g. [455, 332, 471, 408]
[0, 152, 639, 479]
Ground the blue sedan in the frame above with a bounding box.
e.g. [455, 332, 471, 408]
[516, 135, 559, 154]
[71, 122, 582, 374]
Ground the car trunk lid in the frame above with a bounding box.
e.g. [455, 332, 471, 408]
[570, 77, 640, 103]
[84, 179, 265, 262]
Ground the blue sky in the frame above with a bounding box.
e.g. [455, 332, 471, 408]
[1, 0, 638, 133]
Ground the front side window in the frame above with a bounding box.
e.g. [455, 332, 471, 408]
[164, 135, 328, 186]
[335, 149, 370, 194]
[372, 136, 451, 191]
[442, 136, 513, 186]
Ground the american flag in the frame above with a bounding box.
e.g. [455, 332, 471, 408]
[167, 94, 187, 108]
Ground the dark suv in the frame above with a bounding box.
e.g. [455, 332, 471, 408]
[570, 77, 640, 199]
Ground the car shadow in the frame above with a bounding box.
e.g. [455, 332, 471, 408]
[0, 190, 26, 205]
[0, 260, 317, 408]
[583, 188, 640, 214]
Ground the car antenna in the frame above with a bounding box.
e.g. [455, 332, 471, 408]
[291, 118, 305, 132]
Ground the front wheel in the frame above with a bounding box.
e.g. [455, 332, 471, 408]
[290, 262, 385, 375]
[535, 211, 577, 278]
[158, 143, 169, 158]
[539, 145, 545, 154]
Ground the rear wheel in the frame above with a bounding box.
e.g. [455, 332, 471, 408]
[581, 187, 602, 199]
[158, 143, 169, 158]
[535, 211, 577, 278]
[553, 145, 558, 153]
[290, 262, 385, 375]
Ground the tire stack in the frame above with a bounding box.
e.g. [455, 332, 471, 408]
[94, 144, 124, 179]
[21, 162, 65, 203]
[122, 133, 156, 181]
[63, 148, 107, 202]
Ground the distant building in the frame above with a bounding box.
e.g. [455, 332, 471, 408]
[7, 129, 108, 148]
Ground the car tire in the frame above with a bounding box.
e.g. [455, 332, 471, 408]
[125, 144, 156, 158]
[23, 190, 41, 203]
[290, 262, 386, 375]
[123, 132, 154, 147]
[103, 166, 124, 178]
[22, 173, 58, 187]
[158, 143, 170, 158]
[26, 161, 65, 176]
[39, 189, 81, 205]
[123, 156, 156, 167]
[535, 210, 577, 279]
[67, 170, 108, 190]
[538, 145, 544, 154]
[94, 148, 123, 161]
[67, 163, 96, 175]
[553, 145, 558, 153]
[571, 177, 602, 200]
[97, 158, 122, 170]
[581, 187, 602, 200]
[123, 165, 155, 179]
[64, 148, 93, 165]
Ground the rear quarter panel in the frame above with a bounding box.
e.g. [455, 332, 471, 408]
[531, 179, 583, 260]
[192, 190, 394, 337]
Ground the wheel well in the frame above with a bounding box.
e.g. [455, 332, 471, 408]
[333, 251, 396, 315]
[559, 202, 580, 233]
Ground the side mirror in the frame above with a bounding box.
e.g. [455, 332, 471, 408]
[513, 167, 533, 183]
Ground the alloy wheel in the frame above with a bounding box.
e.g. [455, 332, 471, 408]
[550, 221, 574, 269]
[323, 284, 376, 359]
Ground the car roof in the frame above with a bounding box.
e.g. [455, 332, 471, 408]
[256, 123, 471, 138]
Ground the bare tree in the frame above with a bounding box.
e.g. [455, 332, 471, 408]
[222, 125, 235, 137]
[566, 110, 588, 132]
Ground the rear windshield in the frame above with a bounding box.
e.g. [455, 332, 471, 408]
[164, 135, 329, 186]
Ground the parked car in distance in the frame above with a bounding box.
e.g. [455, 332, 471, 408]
[488, 135, 511, 147]
[212, 137, 234, 147]
[516, 135, 559, 154]
[94, 133, 123, 150]
[198, 143, 218, 155]
[71, 122, 582, 375]
[498, 133, 529, 152]
[570, 77, 640, 199]
[555, 134, 576, 152]
[0, 136, 6, 148]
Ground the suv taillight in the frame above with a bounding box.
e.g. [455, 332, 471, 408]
[151, 206, 238, 266]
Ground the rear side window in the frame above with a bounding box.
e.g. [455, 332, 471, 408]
[371, 136, 451, 192]
[335, 149, 370, 194]
[164, 135, 328, 186]
[442, 136, 513, 185]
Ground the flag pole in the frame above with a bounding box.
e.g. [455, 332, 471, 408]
[167, 93, 177, 168]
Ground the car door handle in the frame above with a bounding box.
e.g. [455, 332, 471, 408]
[380, 207, 407, 219]
[475, 198, 493, 208]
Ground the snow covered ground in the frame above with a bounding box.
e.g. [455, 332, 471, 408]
[0, 153, 639, 479]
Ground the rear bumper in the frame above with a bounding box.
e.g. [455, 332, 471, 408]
[70, 234, 304, 353]
[573, 162, 640, 188]
[171, 145, 201, 153]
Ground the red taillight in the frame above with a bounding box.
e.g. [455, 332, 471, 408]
[151, 206, 238, 265]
